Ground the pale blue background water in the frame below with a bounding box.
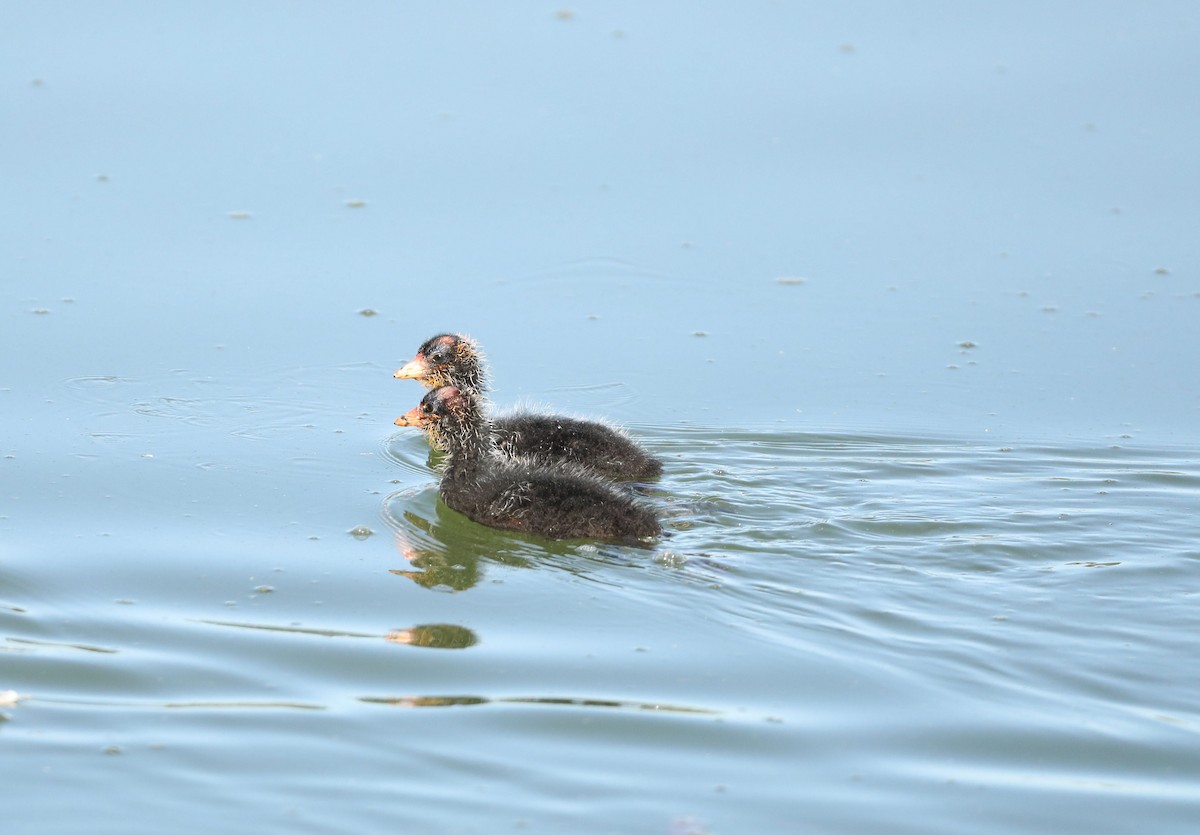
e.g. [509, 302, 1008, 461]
[3, 3, 1199, 833]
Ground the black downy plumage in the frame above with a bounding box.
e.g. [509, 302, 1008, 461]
[394, 333, 662, 481]
[395, 386, 661, 542]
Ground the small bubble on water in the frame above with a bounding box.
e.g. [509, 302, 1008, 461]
[655, 551, 688, 568]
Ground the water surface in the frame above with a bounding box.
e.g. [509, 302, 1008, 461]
[4, 3, 1199, 833]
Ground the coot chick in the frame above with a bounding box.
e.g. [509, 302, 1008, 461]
[395, 386, 661, 542]
[394, 333, 663, 480]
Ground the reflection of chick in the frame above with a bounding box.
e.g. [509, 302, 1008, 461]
[395, 386, 660, 542]
[385, 624, 478, 649]
[389, 519, 485, 591]
[394, 333, 662, 480]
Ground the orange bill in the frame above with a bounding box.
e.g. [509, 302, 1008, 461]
[393, 357, 428, 379]
[394, 406, 426, 427]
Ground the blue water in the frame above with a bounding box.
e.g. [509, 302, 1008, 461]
[4, 3, 1200, 833]
[6, 413, 1199, 833]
